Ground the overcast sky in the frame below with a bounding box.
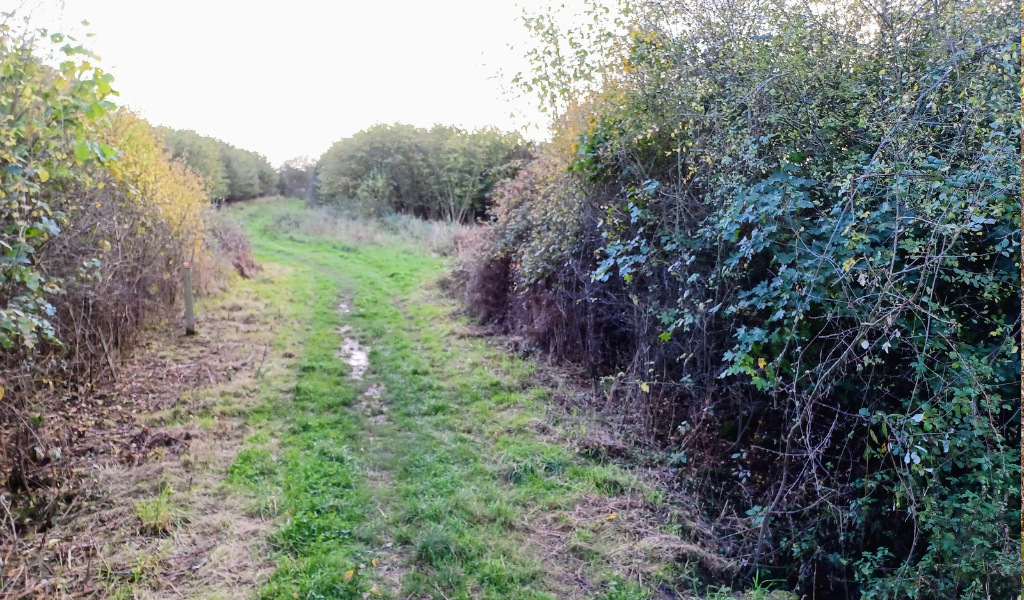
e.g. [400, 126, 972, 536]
[28, 0, 552, 166]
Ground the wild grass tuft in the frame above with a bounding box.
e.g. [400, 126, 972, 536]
[135, 486, 177, 534]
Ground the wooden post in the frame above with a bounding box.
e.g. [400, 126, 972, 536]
[182, 260, 195, 335]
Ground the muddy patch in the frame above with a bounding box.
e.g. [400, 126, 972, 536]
[336, 337, 370, 380]
[358, 385, 389, 425]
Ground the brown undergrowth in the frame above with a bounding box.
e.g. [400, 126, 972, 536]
[0, 264, 296, 599]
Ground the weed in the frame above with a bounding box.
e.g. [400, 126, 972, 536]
[104, 585, 134, 600]
[601, 577, 651, 600]
[228, 447, 278, 486]
[416, 525, 464, 566]
[136, 486, 176, 534]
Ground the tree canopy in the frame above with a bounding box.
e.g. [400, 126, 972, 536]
[316, 123, 529, 222]
[158, 127, 277, 202]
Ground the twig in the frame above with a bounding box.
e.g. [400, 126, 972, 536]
[0, 495, 17, 547]
[99, 334, 119, 383]
[433, 583, 452, 600]
[254, 345, 269, 379]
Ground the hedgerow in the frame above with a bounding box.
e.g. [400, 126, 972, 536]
[469, 0, 1021, 596]
[0, 14, 254, 459]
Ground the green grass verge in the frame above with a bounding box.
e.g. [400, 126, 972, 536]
[220, 199, 782, 600]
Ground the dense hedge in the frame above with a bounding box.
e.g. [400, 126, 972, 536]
[316, 123, 528, 222]
[0, 20, 255, 401]
[470, 0, 1021, 596]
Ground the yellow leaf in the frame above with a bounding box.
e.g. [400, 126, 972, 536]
[38, 169, 48, 183]
[343, 570, 354, 583]
[0, 386, 5, 401]
[757, 358, 767, 369]
[606, 512, 617, 520]
[639, 382, 650, 393]
[371, 558, 379, 568]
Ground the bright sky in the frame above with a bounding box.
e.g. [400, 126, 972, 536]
[34, 0, 553, 166]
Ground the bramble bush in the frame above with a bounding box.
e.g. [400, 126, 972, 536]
[470, 0, 1021, 596]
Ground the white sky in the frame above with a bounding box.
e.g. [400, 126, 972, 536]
[22, 0, 555, 166]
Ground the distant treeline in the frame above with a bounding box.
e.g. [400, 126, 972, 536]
[315, 124, 529, 222]
[158, 128, 278, 202]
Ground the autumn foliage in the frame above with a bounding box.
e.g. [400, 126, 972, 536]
[0, 15, 257, 490]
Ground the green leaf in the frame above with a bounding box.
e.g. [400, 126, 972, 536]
[74, 142, 90, 162]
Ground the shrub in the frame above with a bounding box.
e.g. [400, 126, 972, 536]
[0, 21, 117, 354]
[206, 209, 261, 279]
[0, 15, 257, 495]
[473, 0, 1021, 596]
[277, 156, 316, 200]
[20, 110, 210, 388]
[157, 127, 230, 200]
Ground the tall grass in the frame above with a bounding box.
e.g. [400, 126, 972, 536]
[257, 198, 475, 256]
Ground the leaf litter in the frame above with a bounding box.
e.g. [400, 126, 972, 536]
[0, 265, 296, 599]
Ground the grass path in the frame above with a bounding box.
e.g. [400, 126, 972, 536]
[222, 200, 757, 600]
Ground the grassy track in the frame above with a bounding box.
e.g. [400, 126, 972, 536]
[221, 199, 766, 600]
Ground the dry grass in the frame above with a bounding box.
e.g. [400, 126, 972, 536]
[0, 263, 297, 599]
[440, 306, 743, 596]
[397, 282, 736, 598]
[266, 200, 473, 256]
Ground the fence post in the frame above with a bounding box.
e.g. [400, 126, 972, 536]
[182, 260, 195, 335]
